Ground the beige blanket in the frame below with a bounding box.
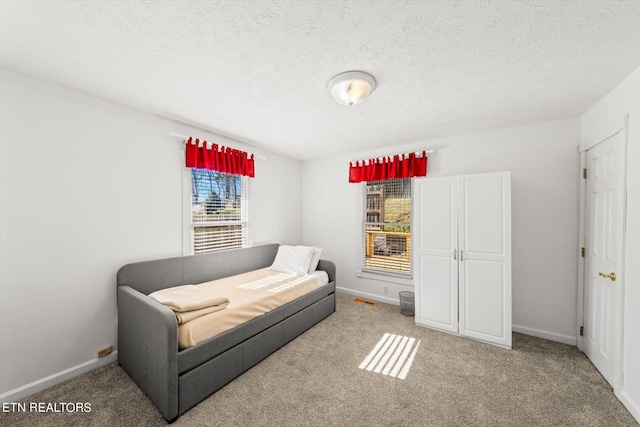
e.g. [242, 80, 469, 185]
[174, 305, 228, 324]
[177, 268, 317, 349]
[149, 284, 230, 324]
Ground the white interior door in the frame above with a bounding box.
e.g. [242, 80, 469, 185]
[583, 131, 625, 387]
[458, 172, 512, 348]
[414, 177, 458, 333]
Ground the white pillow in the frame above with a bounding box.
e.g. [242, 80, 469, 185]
[308, 247, 324, 272]
[269, 245, 316, 276]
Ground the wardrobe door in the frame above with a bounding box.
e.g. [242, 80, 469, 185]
[458, 172, 512, 348]
[414, 177, 459, 333]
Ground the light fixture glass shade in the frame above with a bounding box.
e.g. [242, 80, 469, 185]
[329, 71, 377, 106]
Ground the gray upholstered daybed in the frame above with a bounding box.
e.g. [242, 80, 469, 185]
[117, 243, 336, 422]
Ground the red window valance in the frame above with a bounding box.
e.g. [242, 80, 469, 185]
[349, 152, 427, 183]
[185, 137, 255, 177]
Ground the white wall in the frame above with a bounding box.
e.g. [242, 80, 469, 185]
[0, 68, 302, 398]
[251, 151, 302, 247]
[580, 65, 640, 422]
[303, 118, 581, 344]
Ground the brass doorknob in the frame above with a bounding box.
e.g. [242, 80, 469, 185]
[599, 272, 617, 281]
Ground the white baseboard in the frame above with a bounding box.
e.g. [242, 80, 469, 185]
[512, 324, 577, 346]
[336, 286, 399, 306]
[0, 351, 118, 403]
[618, 390, 640, 424]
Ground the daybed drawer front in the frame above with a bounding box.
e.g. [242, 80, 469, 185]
[242, 322, 285, 370]
[178, 323, 286, 413]
[283, 305, 315, 343]
[282, 294, 333, 343]
[177, 294, 336, 414]
[178, 345, 243, 415]
[312, 293, 336, 322]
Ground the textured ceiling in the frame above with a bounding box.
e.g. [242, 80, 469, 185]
[2, 0, 640, 161]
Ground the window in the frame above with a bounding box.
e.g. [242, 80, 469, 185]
[363, 178, 412, 276]
[190, 168, 248, 254]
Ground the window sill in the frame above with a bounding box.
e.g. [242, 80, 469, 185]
[356, 269, 414, 287]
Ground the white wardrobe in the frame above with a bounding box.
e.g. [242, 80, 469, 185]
[413, 171, 512, 349]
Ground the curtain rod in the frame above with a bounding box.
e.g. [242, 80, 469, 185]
[352, 149, 434, 163]
[171, 131, 267, 160]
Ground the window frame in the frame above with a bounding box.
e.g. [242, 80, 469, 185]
[359, 178, 414, 282]
[182, 166, 250, 255]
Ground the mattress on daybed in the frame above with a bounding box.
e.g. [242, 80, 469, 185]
[175, 268, 320, 349]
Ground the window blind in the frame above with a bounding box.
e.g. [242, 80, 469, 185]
[191, 169, 247, 254]
[362, 178, 412, 276]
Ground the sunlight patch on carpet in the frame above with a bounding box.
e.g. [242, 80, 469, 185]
[358, 333, 420, 380]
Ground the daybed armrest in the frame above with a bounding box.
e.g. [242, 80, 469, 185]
[317, 259, 336, 283]
[118, 286, 179, 422]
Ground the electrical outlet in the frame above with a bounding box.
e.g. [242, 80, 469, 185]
[383, 286, 389, 295]
[97, 346, 112, 358]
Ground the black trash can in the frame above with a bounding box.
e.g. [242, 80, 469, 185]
[399, 291, 415, 316]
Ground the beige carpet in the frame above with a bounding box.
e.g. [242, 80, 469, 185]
[1, 292, 636, 426]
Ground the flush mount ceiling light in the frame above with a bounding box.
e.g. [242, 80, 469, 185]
[328, 71, 377, 106]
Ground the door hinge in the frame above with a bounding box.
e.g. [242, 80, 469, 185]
[583, 168, 587, 179]
[580, 326, 584, 336]
[581, 247, 585, 258]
